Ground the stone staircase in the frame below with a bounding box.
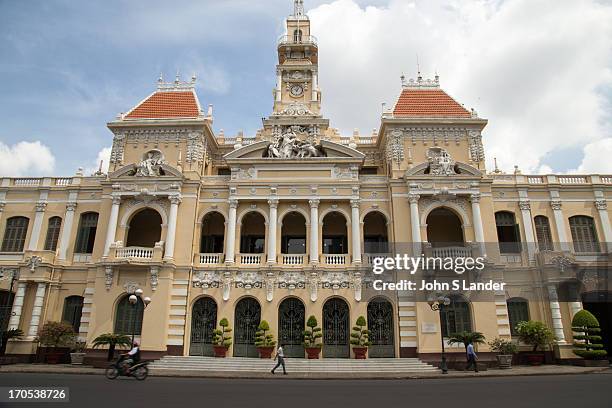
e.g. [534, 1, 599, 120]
[149, 356, 439, 377]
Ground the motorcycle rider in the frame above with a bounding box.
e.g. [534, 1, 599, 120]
[121, 341, 141, 372]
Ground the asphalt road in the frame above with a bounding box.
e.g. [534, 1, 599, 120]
[0, 372, 610, 408]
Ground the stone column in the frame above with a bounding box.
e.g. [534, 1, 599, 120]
[551, 200, 570, 251]
[570, 301, 582, 318]
[548, 284, 566, 344]
[595, 200, 612, 252]
[309, 199, 320, 264]
[27, 282, 47, 337]
[519, 200, 536, 261]
[0, 202, 5, 225]
[276, 69, 282, 102]
[225, 199, 238, 263]
[27, 201, 47, 251]
[408, 194, 421, 255]
[8, 282, 26, 330]
[164, 194, 181, 260]
[267, 199, 279, 264]
[58, 202, 77, 261]
[470, 193, 486, 257]
[103, 196, 121, 257]
[312, 70, 318, 102]
[351, 199, 362, 264]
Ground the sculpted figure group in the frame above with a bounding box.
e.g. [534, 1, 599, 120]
[267, 129, 324, 159]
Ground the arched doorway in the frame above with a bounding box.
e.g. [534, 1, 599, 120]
[322, 297, 350, 358]
[233, 297, 261, 357]
[426, 207, 463, 247]
[278, 297, 305, 358]
[582, 291, 612, 361]
[190, 297, 218, 356]
[126, 208, 162, 247]
[367, 297, 395, 358]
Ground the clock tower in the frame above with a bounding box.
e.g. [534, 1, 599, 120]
[263, 0, 330, 142]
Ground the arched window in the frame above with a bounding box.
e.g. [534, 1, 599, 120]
[1, 216, 29, 252]
[495, 211, 521, 254]
[363, 212, 389, 253]
[44, 216, 62, 251]
[114, 295, 144, 335]
[75, 212, 99, 254]
[322, 212, 348, 254]
[569, 216, 600, 253]
[240, 212, 266, 253]
[534, 215, 553, 251]
[126, 209, 162, 247]
[507, 298, 530, 336]
[293, 29, 303, 42]
[281, 212, 306, 254]
[200, 212, 225, 253]
[440, 295, 472, 337]
[62, 296, 84, 333]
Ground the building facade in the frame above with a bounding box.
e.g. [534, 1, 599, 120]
[1, 1, 611, 362]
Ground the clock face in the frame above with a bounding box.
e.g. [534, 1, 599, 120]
[290, 85, 303, 97]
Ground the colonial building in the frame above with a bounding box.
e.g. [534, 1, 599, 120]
[0, 1, 610, 363]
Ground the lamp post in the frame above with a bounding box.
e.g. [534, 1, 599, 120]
[128, 288, 151, 346]
[429, 295, 450, 374]
[0, 268, 20, 350]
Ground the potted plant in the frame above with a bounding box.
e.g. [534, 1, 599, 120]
[488, 338, 518, 369]
[303, 315, 323, 359]
[0, 329, 24, 356]
[515, 320, 555, 365]
[447, 331, 486, 370]
[212, 318, 232, 358]
[70, 341, 87, 365]
[92, 333, 132, 361]
[36, 321, 77, 364]
[254, 320, 276, 359]
[572, 310, 608, 366]
[350, 316, 371, 359]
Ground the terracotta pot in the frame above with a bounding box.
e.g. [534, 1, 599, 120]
[352, 347, 368, 359]
[526, 353, 544, 366]
[305, 347, 321, 359]
[496, 354, 513, 369]
[70, 353, 86, 365]
[213, 346, 228, 358]
[257, 346, 275, 359]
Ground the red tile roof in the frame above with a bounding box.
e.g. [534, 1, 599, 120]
[125, 91, 200, 119]
[393, 88, 471, 118]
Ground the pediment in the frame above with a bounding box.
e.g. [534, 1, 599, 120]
[223, 140, 365, 162]
[405, 161, 483, 177]
[109, 163, 184, 179]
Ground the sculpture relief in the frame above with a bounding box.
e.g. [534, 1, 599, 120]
[135, 150, 166, 177]
[265, 128, 325, 159]
[426, 147, 456, 176]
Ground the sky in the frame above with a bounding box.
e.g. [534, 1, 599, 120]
[0, 0, 611, 176]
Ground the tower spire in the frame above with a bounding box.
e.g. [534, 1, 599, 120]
[294, 0, 304, 17]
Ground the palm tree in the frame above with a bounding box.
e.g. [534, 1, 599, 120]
[92, 333, 132, 361]
[447, 331, 486, 354]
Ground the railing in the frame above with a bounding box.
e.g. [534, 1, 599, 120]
[14, 178, 40, 187]
[281, 254, 305, 265]
[55, 178, 72, 186]
[527, 176, 544, 184]
[364, 253, 391, 265]
[558, 176, 588, 184]
[322, 254, 348, 265]
[358, 137, 376, 144]
[73, 253, 92, 263]
[431, 246, 472, 258]
[116, 247, 154, 260]
[277, 34, 318, 46]
[199, 253, 223, 264]
[602, 176, 612, 184]
[238, 253, 263, 265]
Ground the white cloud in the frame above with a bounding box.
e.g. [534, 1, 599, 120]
[85, 146, 111, 176]
[309, 0, 612, 173]
[569, 138, 612, 174]
[0, 141, 55, 176]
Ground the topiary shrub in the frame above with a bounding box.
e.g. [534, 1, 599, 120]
[212, 318, 232, 347]
[350, 316, 371, 347]
[572, 310, 608, 360]
[515, 321, 555, 352]
[254, 320, 276, 347]
[303, 315, 322, 348]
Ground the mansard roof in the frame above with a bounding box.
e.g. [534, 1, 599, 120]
[393, 77, 471, 118]
[123, 78, 202, 120]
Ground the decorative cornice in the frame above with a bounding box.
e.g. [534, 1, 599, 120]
[408, 193, 420, 204]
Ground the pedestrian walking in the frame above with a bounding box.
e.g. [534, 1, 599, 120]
[466, 341, 479, 372]
[271, 344, 287, 375]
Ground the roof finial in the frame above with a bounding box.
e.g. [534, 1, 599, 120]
[158, 72, 164, 84]
[493, 157, 501, 173]
[175, 69, 180, 84]
[416, 54, 421, 82]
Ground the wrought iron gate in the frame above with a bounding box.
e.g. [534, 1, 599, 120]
[233, 297, 261, 357]
[278, 297, 305, 358]
[189, 297, 217, 356]
[323, 298, 350, 358]
[367, 298, 395, 358]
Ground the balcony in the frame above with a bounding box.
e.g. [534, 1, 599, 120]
[238, 253, 264, 265]
[198, 253, 224, 265]
[110, 241, 163, 262]
[431, 246, 473, 258]
[322, 254, 349, 266]
[117, 247, 154, 260]
[277, 34, 318, 47]
[280, 254, 306, 265]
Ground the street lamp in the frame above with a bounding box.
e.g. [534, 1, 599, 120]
[128, 288, 151, 346]
[429, 295, 451, 374]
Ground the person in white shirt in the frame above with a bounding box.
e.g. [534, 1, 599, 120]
[121, 341, 140, 371]
[271, 344, 287, 375]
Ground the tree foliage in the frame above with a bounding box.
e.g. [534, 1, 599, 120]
[515, 321, 555, 352]
[254, 320, 276, 347]
[350, 315, 371, 347]
[212, 317, 232, 347]
[303, 315, 322, 348]
[572, 310, 607, 360]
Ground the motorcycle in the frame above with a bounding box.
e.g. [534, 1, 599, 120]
[105, 357, 149, 380]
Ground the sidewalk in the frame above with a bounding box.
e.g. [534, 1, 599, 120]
[0, 363, 609, 380]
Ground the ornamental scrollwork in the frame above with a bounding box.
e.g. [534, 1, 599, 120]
[277, 271, 306, 290]
[235, 271, 263, 289]
[321, 271, 351, 290]
[193, 270, 221, 289]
